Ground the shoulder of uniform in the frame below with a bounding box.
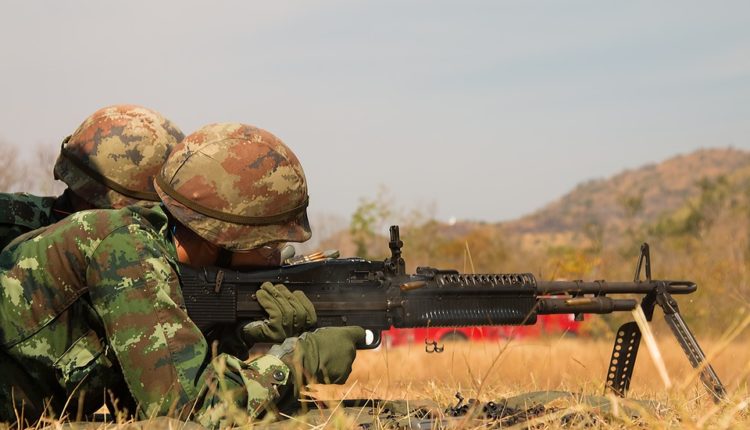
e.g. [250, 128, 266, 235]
[123, 204, 170, 232]
[67, 205, 170, 238]
[0, 192, 58, 228]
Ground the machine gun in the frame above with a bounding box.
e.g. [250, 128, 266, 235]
[180, 225, 726, 402]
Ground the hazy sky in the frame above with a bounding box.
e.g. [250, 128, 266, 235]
[1, 1, 749, 224]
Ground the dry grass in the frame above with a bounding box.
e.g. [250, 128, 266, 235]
[4, 337, 748, 429]
[306, 336, 750, 428]
[317, 337, 749, 398]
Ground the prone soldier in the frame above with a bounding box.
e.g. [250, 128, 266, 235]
[0, 123, 363, 427]
[0, 104, 184, 250]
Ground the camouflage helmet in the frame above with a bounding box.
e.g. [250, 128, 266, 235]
[155, 123, 311, 251]
[53, 104, 184, 209]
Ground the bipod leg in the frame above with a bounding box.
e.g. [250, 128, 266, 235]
[605, 321, 642, 397]
[605, 242, 655, 398]
[657, 291, 727, 403]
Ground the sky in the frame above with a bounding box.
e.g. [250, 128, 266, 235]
[1, 1, 749, 226]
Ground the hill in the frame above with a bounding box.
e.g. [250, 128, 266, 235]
[311, 146, 750, 336]
[501, 148, 750, 248]
[317, 147, 750, 257]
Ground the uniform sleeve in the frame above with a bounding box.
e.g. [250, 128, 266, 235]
[0, 193, 56, 251]
[86, 223, 292, 424]
[0, 225, 30, 251]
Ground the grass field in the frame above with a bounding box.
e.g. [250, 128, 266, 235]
[306, 335, 750, 428]
[4, 336, 747, 429]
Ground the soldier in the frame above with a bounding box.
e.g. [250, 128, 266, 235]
[0, 104, 184, 250]
[0, 123, 364, 427]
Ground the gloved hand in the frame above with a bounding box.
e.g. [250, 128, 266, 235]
[269, 326, 365, 385]
[240, 282, 317, 345]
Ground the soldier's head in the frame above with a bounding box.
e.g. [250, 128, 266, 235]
[154, 122, 311, 268]
[54, 104, 184, 210]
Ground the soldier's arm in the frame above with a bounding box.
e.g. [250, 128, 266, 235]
[86, 222, 293, 424]
[0, 225, 28, 250]
[0, 192, 57, 251]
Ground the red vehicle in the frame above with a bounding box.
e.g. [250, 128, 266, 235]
[381, 314, 580, 347]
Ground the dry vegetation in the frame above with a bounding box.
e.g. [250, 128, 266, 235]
[329, 148, 750, 338]
[0, 140, 64, 196]
[5, 338, 748, 429]
[2, 146, 749, 428]
[295, 147, 750, 428]
[316, 337, 749, 406]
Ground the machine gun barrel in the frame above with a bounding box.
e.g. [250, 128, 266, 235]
[535, 280, 696, 295]
[537, 297, 637, 314]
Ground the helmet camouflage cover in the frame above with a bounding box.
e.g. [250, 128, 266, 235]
[53, 104, 184, 209]
[155, 123, 311, 251]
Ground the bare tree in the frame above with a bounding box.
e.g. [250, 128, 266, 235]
[0, 139, 64, 195]
[0, 141, 29, 192]
[29, 144, 65, 196]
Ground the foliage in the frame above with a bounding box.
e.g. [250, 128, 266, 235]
[0, 140, 64, 195]
[649, 176, 732, 238]
[348, 188, 392, 259]
[341, 149, 750, 338]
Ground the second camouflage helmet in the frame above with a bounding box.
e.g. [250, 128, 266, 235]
[53, 104, 185, 209]
[155, 123, 311, 251]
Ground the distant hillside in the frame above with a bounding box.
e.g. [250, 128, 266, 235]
[503, 148, 750, 244]
[317, 147, 750, 259]
[315, 147, 750, 333]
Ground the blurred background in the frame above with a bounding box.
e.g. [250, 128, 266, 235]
[2, 1, 749, 341]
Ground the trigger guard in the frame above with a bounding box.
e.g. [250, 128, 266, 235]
[356, 329, 382, 350]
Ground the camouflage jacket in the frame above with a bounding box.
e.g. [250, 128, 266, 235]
[0, 191, 73, 250]
[0, 205, 291, 427]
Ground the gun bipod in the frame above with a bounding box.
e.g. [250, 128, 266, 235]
[605, 243, 726, 403]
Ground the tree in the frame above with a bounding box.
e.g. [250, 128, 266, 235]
[349, 187, 392, 259]
[0, 140, 63, 195]
[0, 141, 28, 192]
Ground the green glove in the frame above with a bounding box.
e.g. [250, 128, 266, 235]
[269, 326, 365, 385]
[240, 282, 317, 345]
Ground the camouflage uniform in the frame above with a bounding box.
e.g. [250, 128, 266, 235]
[0, 105, 183, 251]
[0, 205, 292, 427]
[0, 191, 71, 250]
[0, 122, 328, 427]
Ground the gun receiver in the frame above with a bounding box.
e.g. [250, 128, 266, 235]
[180, 225, 725, 403]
